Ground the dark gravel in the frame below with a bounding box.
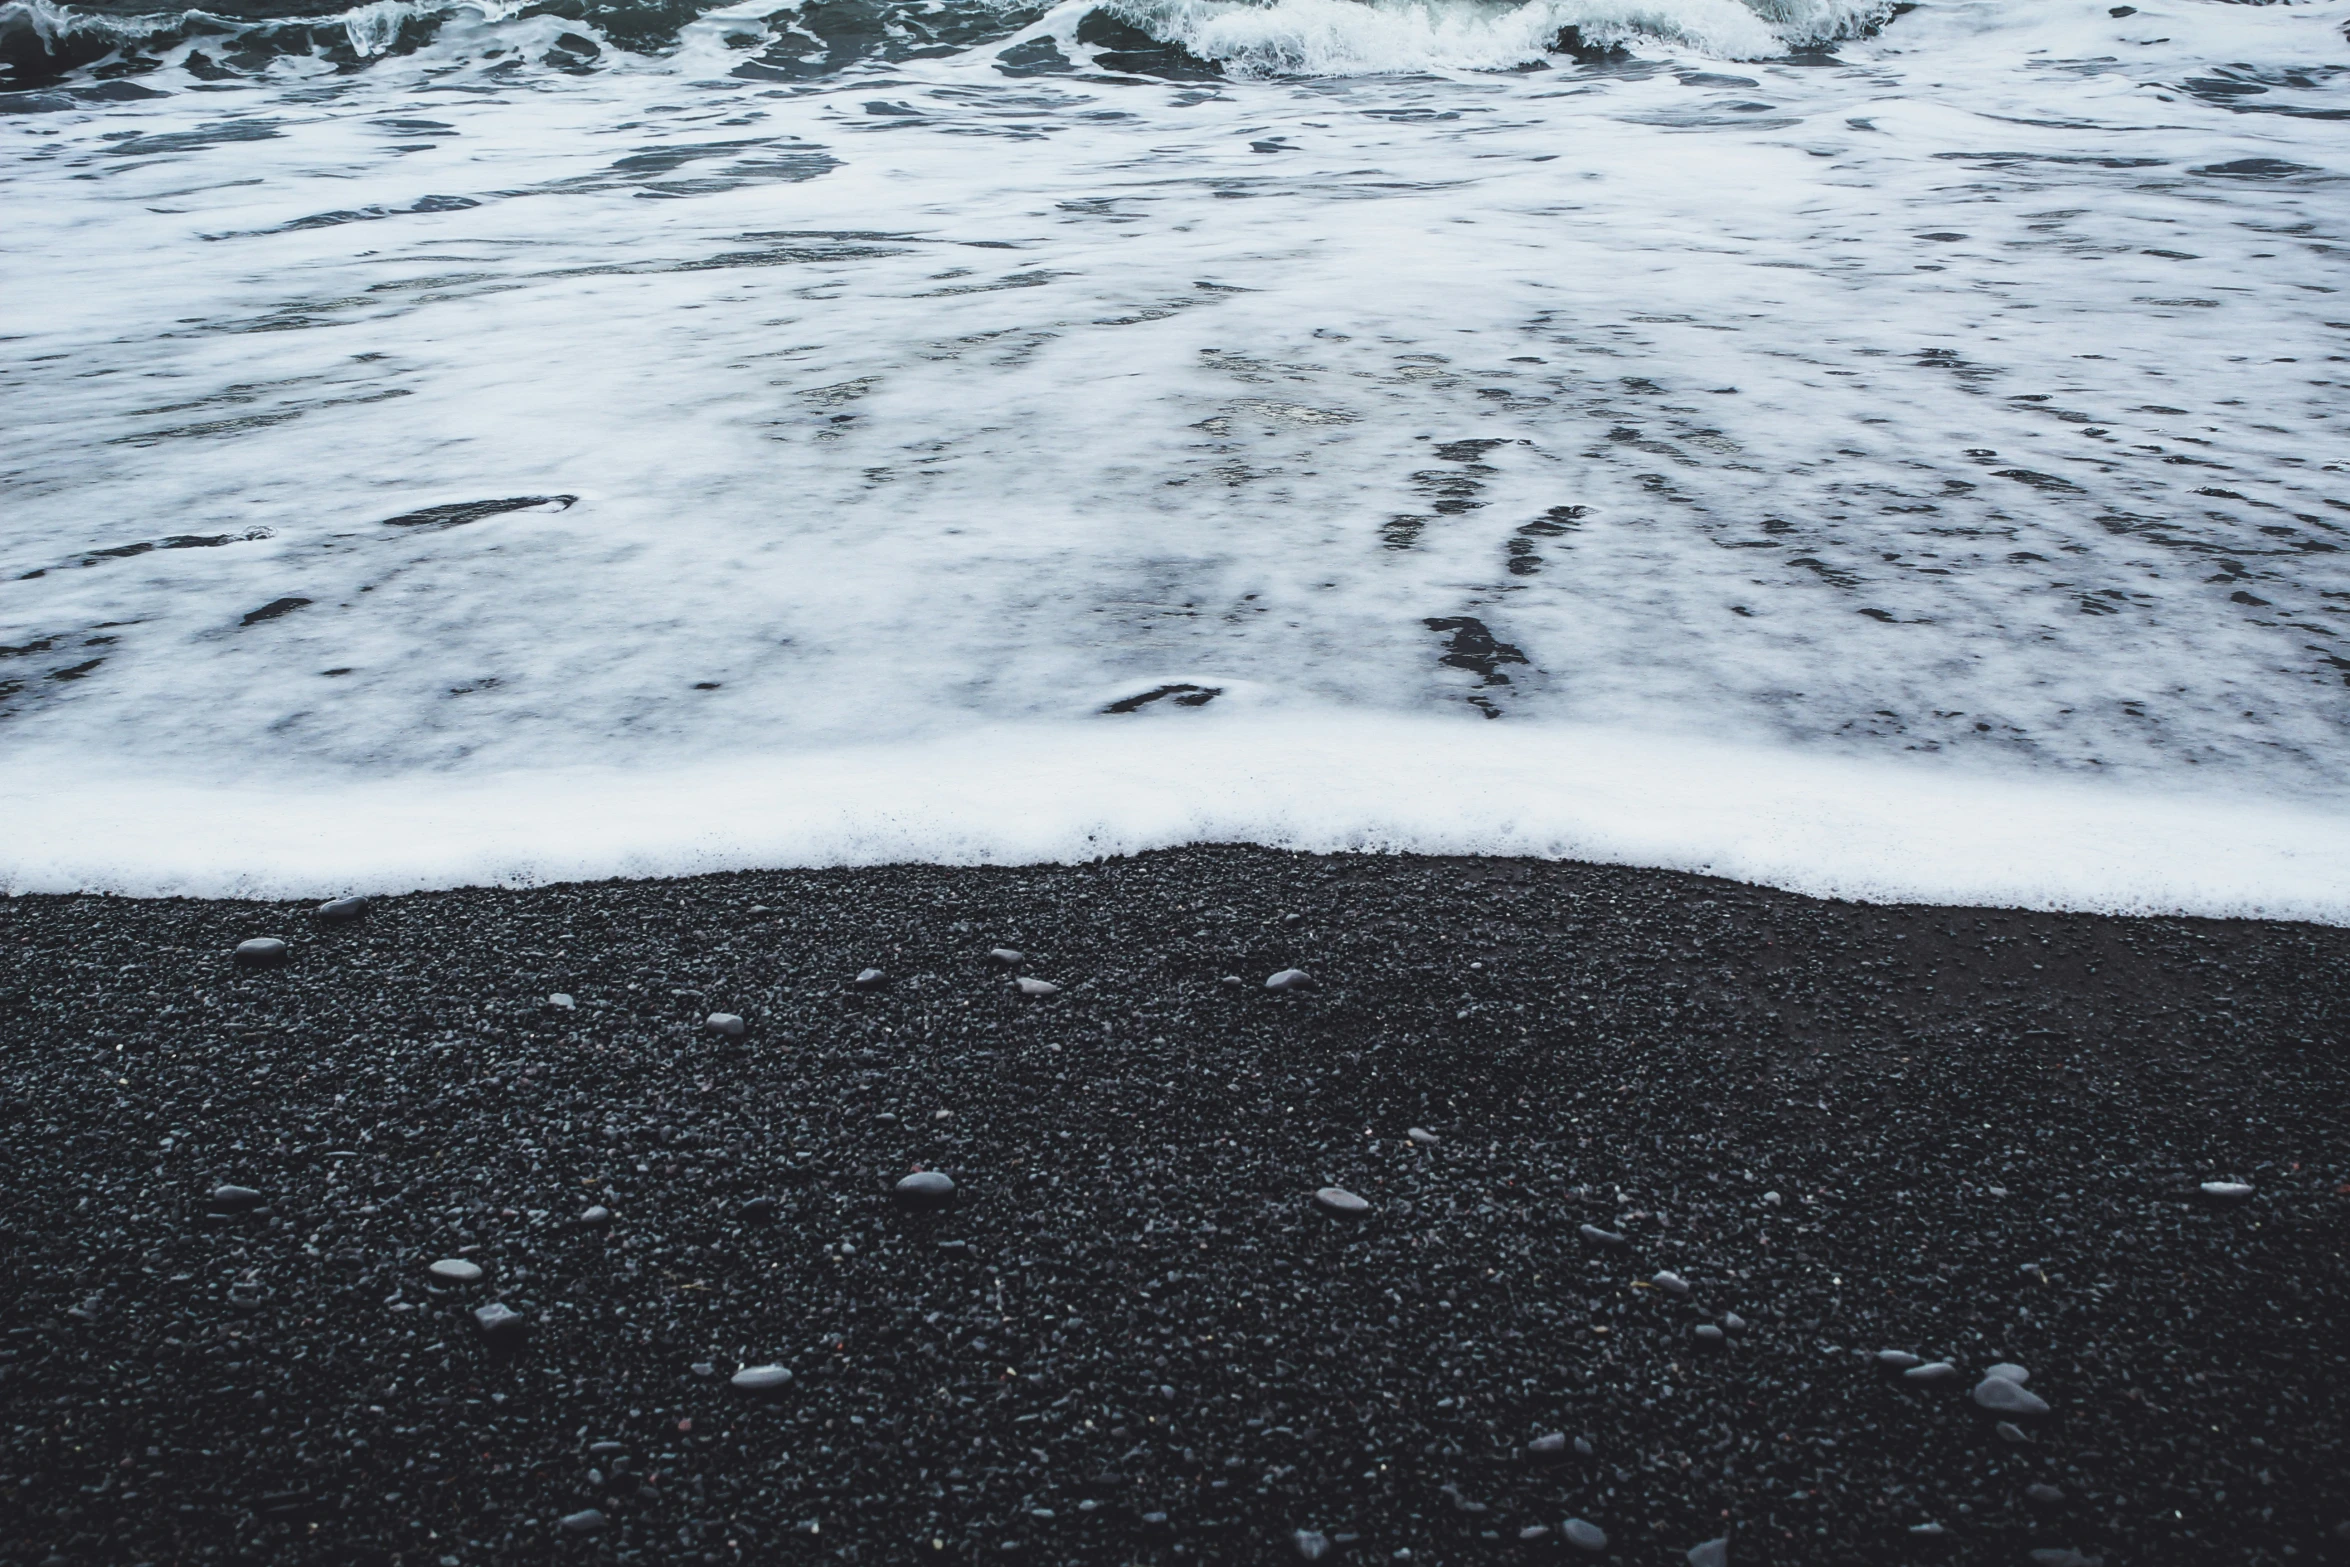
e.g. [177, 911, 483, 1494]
[2, 844, 2347, 1566]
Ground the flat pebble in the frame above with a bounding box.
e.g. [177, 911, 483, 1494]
[1561, 1517, 1608, 1553]
[1652, 1269, 1690, 1295]
[233, 937, 288, 967]
[473, 1302, 526, 1339]
[1722, 1313, 1748, 1333]
[853, 968, 887, 988]
[427, 1258, 483, 1283]
[1578, 1224, 1626, 1248]
[315, 896, 369, 923]
[1313, 1186, 1370, 1218]
[704, 1012, 746, 1037]
[1996, 1421, 2031, 1444]
[1908, 1522, 1946, 1535]
[988, 948, 1024, 965]
[731, 1364, 793, 1392]
[1973, 1375, 2051, 1416]
[1693, 1324, 1726, 1346]
[1264, 968, 1315, 991]
[559, 1509, 605, 1535]
[1875, 1349, 1921, 1369]
[1903, 1361, 1958, 1383]
[1574, 1436, 1594, 1457]
[1519, 1526, 1551, 1541]
[738, 1196, 778, 1222]
[1017, 977, 1061, 997]
[580, 1205, 613, 1227]
[2200, 1180, 2254, 1200]
[208, 1184, 265, 1213]
[894, 1171, 957, 1210]
[1686, 1540, 1728, 1567]
[548, 993, 576, 1010]
[2026, 1483, 2067, 1504]
[1293, 1530, 1330, 1561]
[1527, 1432, 1568, 1458]
[1406, 1127, 1440, 1145]
[1985, 1362, 2030, 1384]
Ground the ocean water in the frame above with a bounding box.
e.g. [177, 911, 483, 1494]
[3, 0, 2347, 914]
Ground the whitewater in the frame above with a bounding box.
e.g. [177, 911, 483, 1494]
[2, 0, 2347, 915]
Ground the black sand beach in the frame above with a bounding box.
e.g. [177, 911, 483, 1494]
[2, 846, 2345, 1566]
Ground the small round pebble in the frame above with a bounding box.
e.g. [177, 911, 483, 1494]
[1016, 977, 1061, 997]
[1876, 1349, 1921, 1369]
[580, 1205, 613, 1227]
[1264, 968, 1315, 991]
[428, 1258, 483, 1283]
[1903, 1361, 1958, 1383]
[894, 1171, 957, 1210]
[1693, 1323, 1726, 1346]
[1652, 1269, 1690, 1295]
[1313, 1186, 1370, 1218]
[1973, 1375, 2051, 1416]
[315, 896, 369, 923]
[2200, 1180, 2253, 1200]
[233, 937, 288, 967]
[731, 1364, 793, 1392]
[208, 1184, 265, 1213]
[1561, 1517, 1608, 1553]
[704, 1012, 746, 1037]
[1293, 1530, 1330, 1562]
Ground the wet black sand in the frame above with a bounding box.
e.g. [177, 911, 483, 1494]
[2, 845, 2346, 1567]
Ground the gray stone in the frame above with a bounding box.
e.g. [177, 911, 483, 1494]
[1652, 1269, 1690, 1295]
[580, 1205, 613, 1227]
[1578, 1224, 1627, 1248]
[853, 968, 887, 988]
[427, 1258, 482, 1283]
[1017, 977, 1061, 997]
[1406, 1127, 1440, 1146]
[315, 896, 369, 923]
[894, 1171, 957, 1211]
[1687, 1539, 1728, 1567]
[1722, 1313, 1748, 1333]
[1903, 1361, 1958, 1383]
[738, 1196, 778, 1222]
[2026, 1483, 2066, 1504]
[1561, 1517, 1608, 1553]
[559, 1509, 605, 1534]
[1313, 1186, 1370, 1218]
[208, 1184, 265, 1213]
[233, 937, 288, 967]
[704, 1012, 746, 1037]
[1973, 1375, 2050, 1416]
[1875, 1349, 1921, 1369]
[1995, 1421, 2030, 1444]
[988, 948, 1024, 965]
[731, 1364, 793, 1393]
[1519, 1526, 1552, 1541]
[2200, 1180, 2253, 1200]
[1908, 1522, 1946, 1535]
[549, 993, 576, 1010]
[1693, 1324, 1726, 1346]
[1293, 1530, 1330, 1561]
[1264, 968, 1315, 991]
[1574, 1436, 1594, 1457]
[1527, 1432, 1568, 1458]
[474, 1302, 526, 1339]
[1985, 1361, 2030, 1384]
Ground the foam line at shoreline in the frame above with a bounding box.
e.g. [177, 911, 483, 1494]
[8, 715, 2347, 922]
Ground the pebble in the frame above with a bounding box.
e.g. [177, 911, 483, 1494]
[730, 1364, 793, 1393]
[1313, 1186, 1370, 1218]
[233, 937, 288, 967]
[1293, 1530, 1331, 1561]
[988, 948, 1024, 965]
[1017, 977, 1061, 997]
[1693, 1324, 1726, 1346]
[427, 1258, 483, 1283]
[1985, 1362, 2030, 1384]
[559, 1509, 605, 1535]
[1651, 1269, 1690, 1295]
[2027, 1551, 2099, 1567]
[1561, 1518, 1608, 1553]
[853, 968, 887, 988]
[1908, 1522, 1946, 1535]
[1722, 1313, 1748, 1333]
[704, 1013, 746, 1037]
[580, 1205, 613, 1227]
[2026, 1483, 2067, 1504]
[738, 1196, 778, 1223]
[208, 1184, 265, 1213]
[1686, 1540, 1728, 1567]
[1519, 1526, 1551, 1541]
[1264, 968, 1315, 991]
[1574, 1436, 1594, 1457]
[1996, 1421, 2031, 1444]
[1876, 1350, 1921, 1369]
[1972, 1375, 2051, 1416]
[2200, 1180, 2254, 1200]
[1527, 1432, 1568, 1458]
[315, 896, 369, 923]
[894, 1171, 957, 1211]
[473, 1302, 526, 1340]
[1577, 1224, 1626, 1248]
[549, 993, 576, 1010]
[1406, 1127, 1440, 1146]
[1903, 1362, 1958, 1384]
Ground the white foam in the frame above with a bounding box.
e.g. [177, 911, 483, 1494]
[4, 715, 2347, 920]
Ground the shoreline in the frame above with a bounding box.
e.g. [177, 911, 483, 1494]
[3, 844, 2345, 1564]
